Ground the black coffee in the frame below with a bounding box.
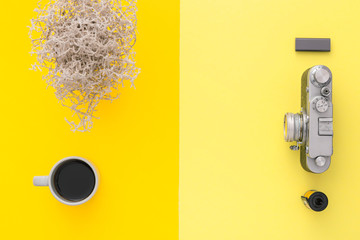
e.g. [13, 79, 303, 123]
[53, 160, 96, 201]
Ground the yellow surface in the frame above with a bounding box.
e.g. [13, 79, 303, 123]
[0, 1, 179, 239]
[180, 0, 360, 239]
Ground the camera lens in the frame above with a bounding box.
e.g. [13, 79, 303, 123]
[284, 113, 303, 142]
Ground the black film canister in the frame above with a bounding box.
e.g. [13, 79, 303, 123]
[301, 190, 328, 212]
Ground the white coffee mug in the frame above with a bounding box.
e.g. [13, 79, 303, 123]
[33, 156, 99, 206]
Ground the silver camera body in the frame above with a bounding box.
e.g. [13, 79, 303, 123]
[284, 65, 333, 173]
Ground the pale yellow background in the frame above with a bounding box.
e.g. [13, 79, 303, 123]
[0, 1, 179, 239]
[180, 0, 360, 239]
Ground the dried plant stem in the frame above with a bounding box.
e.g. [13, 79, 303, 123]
[30, 0, 140, 131]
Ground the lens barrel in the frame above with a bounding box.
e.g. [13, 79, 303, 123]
[284, 113, 303, 142]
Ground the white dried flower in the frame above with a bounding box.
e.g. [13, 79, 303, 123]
[29, 0, 140, 131]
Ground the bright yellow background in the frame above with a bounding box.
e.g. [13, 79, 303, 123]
[180, 0, 360, 239]
[0, 1, 179, 239]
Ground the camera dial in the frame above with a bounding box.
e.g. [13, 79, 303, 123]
[312, 96, 329, 113]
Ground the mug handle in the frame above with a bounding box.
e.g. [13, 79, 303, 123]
[33, 176, 49, 186]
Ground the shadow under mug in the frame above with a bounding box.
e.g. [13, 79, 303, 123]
[33, 156, 99, 206]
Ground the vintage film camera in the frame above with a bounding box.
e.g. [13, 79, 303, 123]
[284, 65, 333, 173]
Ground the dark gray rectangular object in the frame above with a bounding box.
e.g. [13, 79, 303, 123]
[295, 38, 331, 52]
